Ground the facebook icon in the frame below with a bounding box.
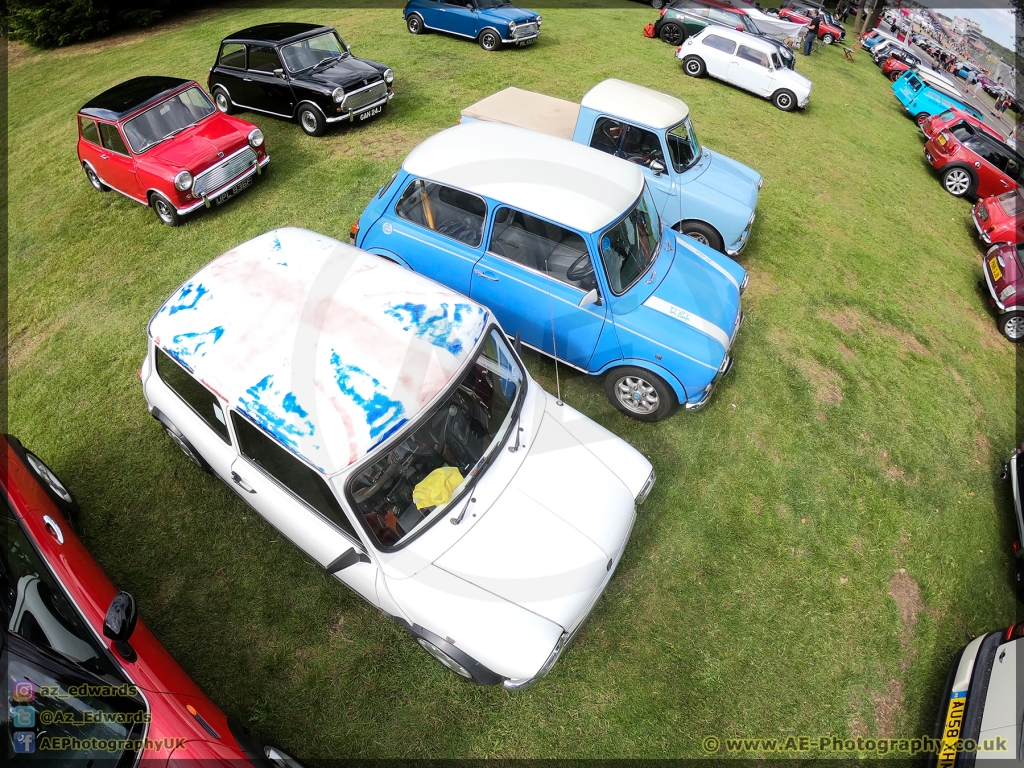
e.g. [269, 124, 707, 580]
[13, 731, 35, 754]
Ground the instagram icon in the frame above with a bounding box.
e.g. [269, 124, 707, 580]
[13, 680, 35, 702]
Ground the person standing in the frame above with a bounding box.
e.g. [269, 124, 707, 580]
[803, 10, 821, 56]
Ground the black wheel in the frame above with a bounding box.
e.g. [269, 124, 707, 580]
[212, 86, 235, 115]
[604, 367, 677, 422]
[298, 105, 326, 137]
[163, 426, 213, 473]
[676, 221, 725, 253]
[150, 193, 181, 227]
[999, 311, 1024, 342]
[941, 166, 974, 197]
[683, 55, 706, 77]
[772, 89, 797, 111]
[479, 28, 501, 51]
[84, 165, 108, 192]
[822, 33, 835, 44]
[23, 450, 82, 532]
[659, 22, 685, 46]
[407, 13, 425, 34]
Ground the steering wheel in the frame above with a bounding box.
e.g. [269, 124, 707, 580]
[566, 253, 595, 282]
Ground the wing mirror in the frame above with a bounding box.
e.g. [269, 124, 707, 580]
[650, 160, 666, 176]
[466, 3, 474, 9]
[579, 288, 602, 308]
[273, 68, 284, 78]
[345, 42, 352, 53]
[326, 548, 370, 574]
[103, 591, 138, 662]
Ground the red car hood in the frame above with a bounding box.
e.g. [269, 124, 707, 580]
[140, 115, 250, 174]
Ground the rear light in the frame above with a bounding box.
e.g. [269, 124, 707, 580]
[349, 221, 359, 245]
[660, 7, 666, 16]
[1014, 541, 1021, 554]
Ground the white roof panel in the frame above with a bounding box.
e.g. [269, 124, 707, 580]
[580, 79, 689, 130]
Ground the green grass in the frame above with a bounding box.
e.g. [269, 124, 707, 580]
[7, 2, 1018, 758]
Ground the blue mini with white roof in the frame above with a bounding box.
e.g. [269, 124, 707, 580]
[352, 121, 747, 421]
[141, 227, 653, 689]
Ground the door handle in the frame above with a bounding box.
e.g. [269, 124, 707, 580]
[474, 269, 499, 281]
[231, 472, 257, 493]
[1000, 179, 1010, 186]
[100, 154, 109, 160]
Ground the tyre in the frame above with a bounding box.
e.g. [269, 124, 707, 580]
[822, 33, 835, 44]
[163, 426, 213, 473]
[479, 28, 501, 51]
[676, 221, 724, 253]
[297, 104, 326, 137]
[941, 166, 974, 197]
[772, 89, 797, 111]
[212, 86, 235, 115]
[889, 70, 902, 82]
[150, 193, 181, 227]
[407, 13, 425, 34]
[604, 367, 677, 422]
[651, 0, 665, 8]
[659, 22, 685, 46]
[84, 165, 108, 192]
[915, 112, 929, 126]
[999, 311, 1024, 342]
[682, 55, 706, 77]
[23, 450, 81, 532]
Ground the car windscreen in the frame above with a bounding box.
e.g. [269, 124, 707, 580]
[599, 185, 662, 296]
[950, 121, 977, 142]
[477, 0, 514, 7]
[667, 118, 702, 173]
[998, 189, 1024, 218]
[122, 86, 215, 154]
[281, 31, 346, 72]
[346, 327, 524, 549]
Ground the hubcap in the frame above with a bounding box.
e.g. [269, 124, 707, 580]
[154, 199, 174, 223]
[215, 92, 228, 111]
[301, 110, 318, 133]
[615, 376, 660, 414]
[945, 170, 970, 195]
[686, 61, 699, 74]
[685, 231, 710, 245]
[483, 33, 495, 47]
[165, 429, 201, 467]
[87, 169, 101, 189]
[1006, 317, 1024, 339]
[778, 94, 792, 108]
[410, 17, 420, 31]
[417, 638, 472, 678]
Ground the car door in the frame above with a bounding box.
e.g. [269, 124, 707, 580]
[78, 116, 107, 182]
[471, 206, 607, 368]
[228, 411, 380, 606]
[212, 42, 247, 103]
[390, 177, 487, 297]
[414, 0, 443, 27]
[587, 117, 673, 215]
[698, 34, 737, 78]
[727, 44, 773, 97]
[95, 121, 142, 200]
[440, 0, 479, 37]
[240, 45, 294, 116]
[965, 138, 1012, 196]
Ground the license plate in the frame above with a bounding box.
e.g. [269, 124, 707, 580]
[519, 38, 536, 45]
[215, 175, 252, 205]
[936, 692, 967, 767]
[358, 104, 383, 121]
[990, 256, 1003, 282]
[937, 133, 947, 146]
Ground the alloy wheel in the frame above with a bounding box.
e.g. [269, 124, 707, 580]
[943, 169, 971, 196]
[86, 168, 103, 190]
[614, 375, 660, 415]
[1005, 316, 1024, 339]
[685, 232, 710, 245]
[154, 198, 175, 224]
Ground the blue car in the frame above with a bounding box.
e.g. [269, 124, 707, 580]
[351, 121, 747, 421]
[404, 0, 541, 51]
[891, 69, 985, 125]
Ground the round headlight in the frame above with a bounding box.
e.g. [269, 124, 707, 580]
[509, 20, 517, 32]
[173, 170, 193, 192]
[536, 14, 542, 24]
[332, 87, 346, 104]
[248, 128, 264, 148]
[383, 68, 394, 85]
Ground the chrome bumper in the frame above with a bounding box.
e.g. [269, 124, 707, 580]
[726, 212, 756, 256]
[177, 154, 269, 215]
[982, 257, 1006, 312]
[502, 32, 539, 44]
[972, 208, 991, 243]
[326, 90, 394, 123]
[685, 311, 744, 411]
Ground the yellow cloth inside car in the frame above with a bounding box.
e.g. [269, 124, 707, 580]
[412, 467, 465, 510]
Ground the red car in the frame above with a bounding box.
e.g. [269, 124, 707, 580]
[778, 6, 844, 43]
[973, 189, 1023, 246]
[979, 241, 1024, 341]
[924, 123, 1024, 198]
[880, 55, 911, 81]
[921, 108, 1004, 143]
[77, 76, 270, 226]
[1, 434, 304, 766]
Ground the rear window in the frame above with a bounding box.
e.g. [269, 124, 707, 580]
[156, 348, 230, 442]
[79, 117, 99, 145]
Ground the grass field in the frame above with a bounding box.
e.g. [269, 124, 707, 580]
[7, 1, 1018, 758]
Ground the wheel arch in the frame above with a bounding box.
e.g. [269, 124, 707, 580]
[940, 163, 977, 193]
[295, 99, 328, 121]
[594, 359, 688, 404]
[479, 25, 503, 42]
[672, 218, 724, 242]
[365, 247, 411, 269]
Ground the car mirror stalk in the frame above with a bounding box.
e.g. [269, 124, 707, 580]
[325, 548, 371, 574]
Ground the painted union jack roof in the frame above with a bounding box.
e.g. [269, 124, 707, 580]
[148, 228, 490, 475]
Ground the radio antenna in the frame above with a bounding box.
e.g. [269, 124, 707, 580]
[548, 288, 562, 406]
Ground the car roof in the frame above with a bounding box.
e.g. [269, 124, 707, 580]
[671, 0, 747, 14]
[148, 228, 491, 476]
[581, 79, 689, 131]
[401, 121, 645, 234]
[79, 76, 191, 121]
[223, 22, 329, 44]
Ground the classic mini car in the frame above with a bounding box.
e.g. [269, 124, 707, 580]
[869, 40, 916, 66]
[352, 121, 747, 419]
[1003, 445, 1024, 595]
[143, 227, 653, 687]
[880, 54, 913, 82]
[653, 0, 797, 70]
[929, 625, 1023, 766]
[404, 0, 542, 51]
[922, 108, 1004, 143]
[777, 4, 844, 43]
[208, 23, 394, 137]
[678, 27, 812, 112]
[973, 189, 1023, 246]
[77, 76, 269, 226]
[924, 123, 1023, 198]
[459, 79, 762, 255]
[1, 435, 305, 766]
[978, 240, 1024, 341]
[892, 69, 984, 126]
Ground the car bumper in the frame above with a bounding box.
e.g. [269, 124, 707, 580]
[326, 90, 394, 123]
[972, 207, 991, 244]
[1008, 449, 1024, 548]
[726, 212, 756, 256]
[685, 311, 744, 411]
[503, 32, 539, 44]
[798, 90, 811, 108]
[981, 256, 1007, 312]
[177, 154, 269, 215]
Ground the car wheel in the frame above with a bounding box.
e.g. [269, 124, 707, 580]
[416, 638, 474, 679]
[683, 55, 706, 77]
[889, 71, 902, 82]
[772, 89, 797, 111]
[659, 22, 685, 45]
[162, 426, 213, 473]
[915, 112, 930, 126]
[150, 193, 181, 227]
[212, 86, 235, 115]
[604, 367, 677, 422]
[407, 13, 425, 34]
[941, 167, 974, 197]
[23, 450, 82, 532]
[297, 105, 326, 137]
[999, 311, 1024, 342]
[822, 33, 835, 44]
[651, 0, 665, 9]
[479, 28, 501, 51]
[676, 221, 725, 253]
[84, 165, 108, 192]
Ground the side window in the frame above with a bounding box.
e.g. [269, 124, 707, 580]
[97, 123, 129, 156]
[155, 348, 230, 443]
[79, 117, 100, 145]
[488, 207, 593, 289]
[703, 34, 737, 54]
[708, 8, 739, 25]
[1004, 154, 1022, 180]
[590, 116, 623, 155]
[248, 45, 281, 72]
[394, 179, 486, 247]
[737, 45, 770, 68]
[219, 42, 246, 68]
[231, 412, 358, 540]
[619, 123, 665, 168]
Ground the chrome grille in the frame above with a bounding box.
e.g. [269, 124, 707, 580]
[193, 148, 257, 198]
[513, 22, 538, 38]
[344, 81, 388, 112]
[978, 203, 989, 221]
